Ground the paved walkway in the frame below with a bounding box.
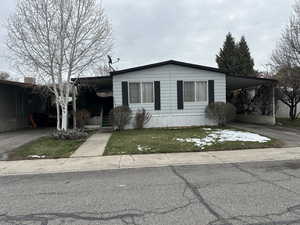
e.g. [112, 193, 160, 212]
[1, 147, 300, 176]
[230, 123, 300, 147]
[0, 128, 52, 160]
[71, 133, 111, 157]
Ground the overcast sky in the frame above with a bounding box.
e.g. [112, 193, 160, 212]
[0, 0, 295, 79]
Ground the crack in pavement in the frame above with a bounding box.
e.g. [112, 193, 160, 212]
[230, 163, 300, 196]
[0, 198, 197, 224]
[170, 166, 232, 224]
[208, 203, 300, 225]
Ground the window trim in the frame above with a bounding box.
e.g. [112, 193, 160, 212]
[128, 81, 154, 104]
[183, 80, 208, 103]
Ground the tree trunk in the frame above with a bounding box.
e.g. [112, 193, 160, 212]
[290, 104, 296, 120]
[72, 85, 77, 130]
[56, 102, 61, 130]
[61, 105, 68, 131]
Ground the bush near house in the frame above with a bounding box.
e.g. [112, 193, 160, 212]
[52, 129, 88, 140]
[110, 106, 132, 131]
[76, 109, 91, 129]
[134, 108, 152, 129]
[206, 102, 236, 126]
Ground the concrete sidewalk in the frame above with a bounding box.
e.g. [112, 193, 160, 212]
[1, 147, 300, 176]
[71, 133, 111, 157]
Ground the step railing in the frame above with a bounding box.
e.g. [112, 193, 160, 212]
[99, 106, 103, 128]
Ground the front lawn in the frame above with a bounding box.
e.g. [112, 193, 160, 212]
[277, 118, 300, 128]
[8, 137, 86, 160]
[104, 127, 282, 155]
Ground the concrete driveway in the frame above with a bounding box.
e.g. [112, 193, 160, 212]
[0, 128, 52, 160]
[231, 123, 300, 147]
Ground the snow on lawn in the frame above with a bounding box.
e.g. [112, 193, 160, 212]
[176, 129, 271, 150]
[137, 145, 152, 152]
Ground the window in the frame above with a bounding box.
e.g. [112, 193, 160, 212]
[129, 83, 141, 103]
[129, 82, 154, 104]
[196, 81, 207, 101]
[184, 81, 207, 102]
[142, 82, 154, 103]
[184, 82, 195, 102]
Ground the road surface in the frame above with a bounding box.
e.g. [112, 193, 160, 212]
[1, 160, 300, 224]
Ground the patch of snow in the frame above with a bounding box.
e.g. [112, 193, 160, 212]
[176, 129, 271, 150]
[203, 128, 212, 131]
[137, 145, 152, 152]
[28, 155, 46, 159]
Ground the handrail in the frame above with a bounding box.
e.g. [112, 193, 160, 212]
[99, 106, 103, 127]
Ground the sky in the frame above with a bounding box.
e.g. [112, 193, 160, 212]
[0, 0, 295, 79]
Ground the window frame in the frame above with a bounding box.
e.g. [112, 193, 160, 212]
[183, 80, 208, 103]
[128, 81, 154, 104]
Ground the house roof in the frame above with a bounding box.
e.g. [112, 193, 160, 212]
[110, 59, 277, 89]
[0, 79, 36, 88]
[110, 60, 224, 75]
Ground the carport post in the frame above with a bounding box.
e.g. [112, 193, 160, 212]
[272, 85, 276, 125]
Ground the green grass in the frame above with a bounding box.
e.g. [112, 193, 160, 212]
[104, 127, 282, 156]
[8, 137, 86, 160]
[277, 118, 300, 128]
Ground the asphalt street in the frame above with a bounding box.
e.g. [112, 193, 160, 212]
[1, 160, 300, 225]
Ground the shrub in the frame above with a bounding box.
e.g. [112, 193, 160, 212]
[52, 129, 89, 140]
[205, 102, 236, 126]
[110, 106, 132, 131]
[134, 108, 152, 129]
[76, 109, 91, 128]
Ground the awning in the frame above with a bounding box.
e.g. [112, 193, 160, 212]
[74, 76, 112, 92]
[226, 75, 277, 91]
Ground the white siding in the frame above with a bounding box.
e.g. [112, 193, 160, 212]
[113, 64, 226, 128]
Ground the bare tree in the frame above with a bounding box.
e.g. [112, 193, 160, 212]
[271, 0, 300, 120]
[6, 0, 112, 131]
[0, 71, 10, 80]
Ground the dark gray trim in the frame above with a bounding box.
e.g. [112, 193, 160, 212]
[177, 80, 184, 110]
[154, 81, 161, 110]
[208, 80, 215, 104]
[110, 60, 224, 76]
[121, 81, 128, 106]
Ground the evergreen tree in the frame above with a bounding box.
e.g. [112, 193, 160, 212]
[237, 36, 255, 76]
[216, 33, 240, 76]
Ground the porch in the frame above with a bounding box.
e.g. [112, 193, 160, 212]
[75, 76, 113, 129]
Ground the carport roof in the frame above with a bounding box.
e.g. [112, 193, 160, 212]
[0, 79, 36, 88]
[73, 76, 112, 91]
[226, 75, 277, 90]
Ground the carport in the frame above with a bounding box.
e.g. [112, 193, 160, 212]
[0, 80, 54, 132]
[226, 75, 277, 125]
